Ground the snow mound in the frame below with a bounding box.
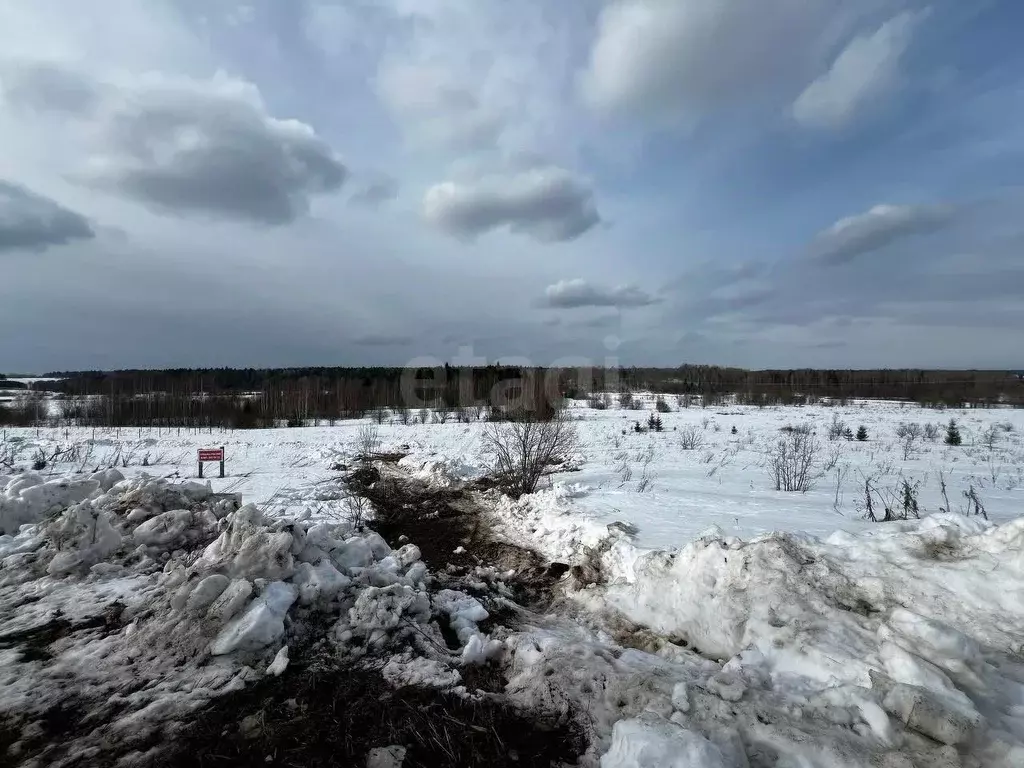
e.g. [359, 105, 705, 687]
[398, 453, 485, 486]
[560, 512, 1024, 765]
[0, 473, 500, 764]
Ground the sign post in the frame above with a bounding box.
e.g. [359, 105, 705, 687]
[198, 447, 225, 478]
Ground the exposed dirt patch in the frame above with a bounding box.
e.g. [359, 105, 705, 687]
[160, 652, 583, 768]
[346, 463, 568, 609]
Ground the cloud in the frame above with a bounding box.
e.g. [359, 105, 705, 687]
[539, 278, 659, 309]
[423, 167, 600, 242]
[5, 62, 347, 225]
[0, 181, 94, 253]
[579, 0, 848, 122]
[376, 62, 503, 151]
[812, 203, 954, 264]
[348, 177, 399, 208]
[793, 11, 921, 129]
[0, 59, 100, 114]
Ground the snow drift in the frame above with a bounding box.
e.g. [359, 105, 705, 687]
[0, 473, 503, 766]
[543, 513, 1024, 766]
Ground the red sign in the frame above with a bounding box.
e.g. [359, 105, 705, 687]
[198, 448, 224, 462]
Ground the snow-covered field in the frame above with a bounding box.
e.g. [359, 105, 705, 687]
[5, 398, 1023, 546]
[2, 398, 1024, 766]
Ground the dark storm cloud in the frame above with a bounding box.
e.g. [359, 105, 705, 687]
[0, 181, 95, 253]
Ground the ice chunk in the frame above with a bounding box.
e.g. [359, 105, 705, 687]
[461, 633, 503, 665]
[266, 646, 289, 677]
[207, 578, 253, 623]
[185, 574, 232, 614]
[601, 714, 729, 768]
[434, 589, 489, 645]
[88, 468, 124, 492]
[366, 745, 407, 768]
[334, 537, 374, 570]
[210, 581, 297, 655]
[881, 680, 983, 746]
[133, 509, 215, 550]
[293, 559, 351, 606]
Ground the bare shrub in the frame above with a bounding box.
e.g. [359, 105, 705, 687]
[861, 475, 921, 522]
[372, 406, 388, 425]
[766, 431, 819, 492]
[396, 407, 411, 426]
[678, 425, 705, 451]
[827, 414, 846, 441]
[357, 424, 381, 457]
[962, 484, 987, 519]
[618, 392, 636, 410]
[896, 423, 922, 461]
[832, 462, 852, 511]
[344, 492, 371, 528]
[895, 422, 922, 440]
[588, 393, 610, 410]
[923, 423, 939, 441]
[613, 451, 633, 486]
[482, 414, 579, 497]
[822, 442, 844, 472]
[655, 397, 671, 413]
[981, 424, 1000, 451]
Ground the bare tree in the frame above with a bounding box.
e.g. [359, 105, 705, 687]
[482, 414, 579, 497]
[981, 424, 1000, 451]
[678, 424, 705, 451]
[766, 431, 819, 492]
[433, 402, 453, 424]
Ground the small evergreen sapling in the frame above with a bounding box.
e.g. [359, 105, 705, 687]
[944, 419, 962, 446]
[856, 425, 868, 441]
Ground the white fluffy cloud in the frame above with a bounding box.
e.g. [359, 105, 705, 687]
[793, 11, 921, 129]
[2, 62, 347, 224]
[423, 167, 600, 242]
[0, 180, 94, 253]
[812, 203, 954, 264]
[539, 278, 659, 309]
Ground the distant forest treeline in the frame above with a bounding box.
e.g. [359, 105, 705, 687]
[1, 366, 1022, 428]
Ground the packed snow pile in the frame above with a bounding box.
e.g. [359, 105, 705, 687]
[398, 452, 487, 486]
[0, 473, 504, 766]
[535, 512, 1024, 767]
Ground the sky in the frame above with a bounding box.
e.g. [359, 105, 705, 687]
[1, 0, 1022, 372]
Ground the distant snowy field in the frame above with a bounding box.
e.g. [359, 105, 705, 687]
[4, 398, 1023, 548]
